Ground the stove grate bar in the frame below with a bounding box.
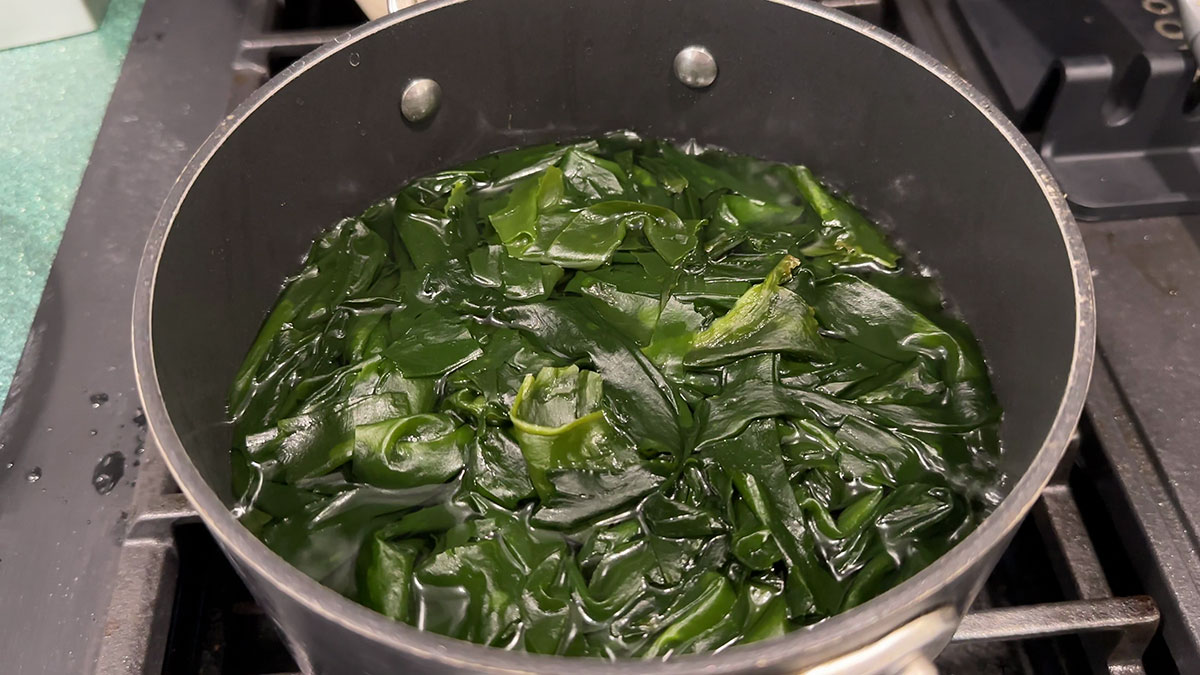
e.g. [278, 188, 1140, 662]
[954, 596, 1159, 674]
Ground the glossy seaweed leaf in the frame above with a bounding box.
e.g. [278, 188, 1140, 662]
[705, 419, 843, 616]
[499, 299, 689, 458]
[383, 308, 483, 378]
[229, 132, 1002, 659]
[705, 194, 815, 257]
[468, 244, 564, 301]
[510, 366, 626, 496]
[813, 274, 998, 427]
[561, 147, 634, 200]
[352, 413, 473, 489]
[686, 256, 833, 367]
[230, 219, 389, 436]
[792, 166, 901, 269]
[467, 426, 536, 509]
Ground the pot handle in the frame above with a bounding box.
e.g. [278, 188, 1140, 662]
[802, 606, 959, 675]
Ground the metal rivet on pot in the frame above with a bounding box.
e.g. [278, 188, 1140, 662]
[673, 46, 718, 89]
[1154, 17, 1184, 40]
[400, 78, 442, 124]
[1141, 0, 1173, 16]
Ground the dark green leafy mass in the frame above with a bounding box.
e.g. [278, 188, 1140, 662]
[230, 133, 1002, 658]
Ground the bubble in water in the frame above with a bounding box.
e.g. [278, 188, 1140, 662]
[92, 452, 126, 495]
[26, 467, 42, 483]
[348, 52, 361, 67]
[89, 392, 109, 408]
[134, 446, 145, 455]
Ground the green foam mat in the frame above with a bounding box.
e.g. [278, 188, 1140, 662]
[0, 0, 145, 403]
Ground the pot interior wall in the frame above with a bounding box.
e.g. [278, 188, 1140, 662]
[151, 0, 1077, 502]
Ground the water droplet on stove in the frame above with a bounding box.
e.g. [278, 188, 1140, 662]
[4, 462, 12, 469]
[348, 52, 360, 67]
[92, 452, 125, 495]
[89, 429, 98, 436]
[26, 467, 42, 483]
[134, 446, 145, 455]
[89, 392, 109, 408]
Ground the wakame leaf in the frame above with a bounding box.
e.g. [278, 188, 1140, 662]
[468, 426, 536, 509]
[532, 203, 629, 270]
[509, 366, 649, 512]
[251, 386, 434, 484]
[383, 309, 483, 378]
[488, 166, 565, 255]
[590, 201, 701, 266]
[561, 148, 631, 200]
[230, 219, 388, 435]
[706, 419, 843, 616]
[468, 244, 564, 301]
[500, 300, 688, 457]
[393, 194, 459, 270]
[260, 481, 453, 594]
[464, 141, 595, 186]
[706, 194, 815, 256]
[644, 571, 737, 657]
[360, 537, 424, 621]
[813, 274, 997, 426]
[230, 132, 1001, 658]
[792, 166, 901, 269]
[568, 273, 662, 345]
[352, 413, 472, 488]
[686, 256, 833, 367]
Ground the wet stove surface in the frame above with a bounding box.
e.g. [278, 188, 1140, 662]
[0, 1, 1198, 673]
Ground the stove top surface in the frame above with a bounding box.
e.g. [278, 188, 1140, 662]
[1, 1, 1197, 673]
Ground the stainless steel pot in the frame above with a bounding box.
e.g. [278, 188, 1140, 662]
[132, 0, 1095, 672]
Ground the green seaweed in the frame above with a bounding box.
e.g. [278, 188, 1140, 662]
[229, 133, 1001, 658]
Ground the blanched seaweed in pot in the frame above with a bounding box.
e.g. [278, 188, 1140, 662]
[228, 133, 1002, 658]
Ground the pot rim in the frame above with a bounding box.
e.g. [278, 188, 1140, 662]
[131, 0, 1095, 671]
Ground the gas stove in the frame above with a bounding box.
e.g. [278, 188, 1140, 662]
[1, 1, 1197, 673]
